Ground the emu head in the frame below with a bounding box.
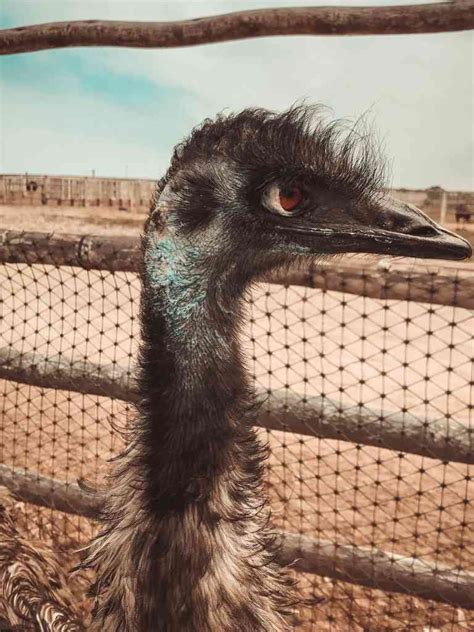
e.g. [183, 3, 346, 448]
[147, 106, 471, 292]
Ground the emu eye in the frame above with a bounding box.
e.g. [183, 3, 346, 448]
[262, 183, 305, 216]
[280, 187, 303, 211]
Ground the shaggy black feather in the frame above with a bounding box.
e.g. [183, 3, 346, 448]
[157, 104, 386, 214]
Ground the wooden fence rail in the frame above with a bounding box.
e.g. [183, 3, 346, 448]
[0, 349, 471, 464]
[1, 3, 473, 56]
[1, 230, 473, 308]
[0, 464, 472, 610]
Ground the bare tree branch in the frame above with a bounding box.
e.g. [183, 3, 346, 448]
[1, 3, 473, 55]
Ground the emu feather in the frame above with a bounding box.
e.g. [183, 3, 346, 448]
[0, 487, 84, 631]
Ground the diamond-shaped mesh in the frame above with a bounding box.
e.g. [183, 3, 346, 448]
[0, 250, 472, 630]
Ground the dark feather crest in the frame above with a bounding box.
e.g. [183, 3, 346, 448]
[154, 104, 387, 211]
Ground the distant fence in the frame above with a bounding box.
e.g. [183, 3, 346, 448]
[0, 174, 155, 212]
[0, 229, 473, 627]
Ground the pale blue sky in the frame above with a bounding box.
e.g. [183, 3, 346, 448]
[0, 0, 473, 189]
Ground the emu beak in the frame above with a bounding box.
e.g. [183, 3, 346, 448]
[275, 196, 472, 261]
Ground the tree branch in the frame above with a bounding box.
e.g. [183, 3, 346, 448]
[1, 3, 473, 55]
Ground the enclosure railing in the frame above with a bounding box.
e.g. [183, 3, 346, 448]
[1, 228, 473, 614]
[1, 3, 473, 55]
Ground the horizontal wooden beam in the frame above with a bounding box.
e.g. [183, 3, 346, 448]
[0, 464, 100, 519]
[276, 259, 474, 311]
[0, 348, 135, 403]
[1, 349, 471, 464]
[1, 3, 473, 56]
[279, 533, 474, 611]
[1, 230, 473, 308]
[1, 465, 472, 609]
[0, 230, 141, 273]
[260, 388, 473, 465]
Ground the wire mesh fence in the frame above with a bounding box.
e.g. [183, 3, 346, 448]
[0, 231, 472, 630]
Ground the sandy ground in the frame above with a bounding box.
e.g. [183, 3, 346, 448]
[0, 204, 473, 630]
[0, 203, 146, 236]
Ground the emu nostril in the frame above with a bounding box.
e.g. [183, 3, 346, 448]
[407, 224, 437, 237]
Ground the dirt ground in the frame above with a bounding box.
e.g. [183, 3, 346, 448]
[0, 204, 473, 630]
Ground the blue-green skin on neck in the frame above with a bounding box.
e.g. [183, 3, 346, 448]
[145, 232, 208, 329]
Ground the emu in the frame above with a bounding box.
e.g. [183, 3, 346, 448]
[86, 106, 471, 631]
[0, 487, 84, 631]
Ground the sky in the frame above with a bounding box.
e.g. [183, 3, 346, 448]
[0, 0, 473, 190]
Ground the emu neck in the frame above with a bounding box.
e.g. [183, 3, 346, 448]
[90, 225, 294, 631]
[139, 228, 249, 512]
